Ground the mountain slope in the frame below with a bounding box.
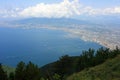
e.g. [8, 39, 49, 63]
[2, 65, 15, 75]
[12, 18, 90, 25]
[67, 55, 120, 80]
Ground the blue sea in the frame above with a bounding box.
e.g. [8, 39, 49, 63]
[0, 27, 102, 67]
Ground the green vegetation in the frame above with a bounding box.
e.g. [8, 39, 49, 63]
[15, 61, 41, 80]
[67, 55, 120, 80]
[41, 47, 120, 80]
[0, 64, 8, 80]
[0, 47, 120, 80]
[2, 65, 15, 75]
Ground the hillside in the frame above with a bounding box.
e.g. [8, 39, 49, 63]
[67, 55, 120, 80]
[40, 56, 79, 77]
[0, 47, 120, 80]
[2, 65, 15, 75]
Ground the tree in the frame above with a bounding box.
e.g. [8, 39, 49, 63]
[110, 46, 120, 58]
[87, 48, 95, 66]
[53, 73, 61, 80]
[25, 61, 41, 80]
[9, 72, 15, 80]
[94, 47, 110, 65]
[15, 61, 26, 80]
[0, 63, 8, 80]
[54, 55, 72, 80]
[15, 61, 41, 80]
[76, 55, 85, 71]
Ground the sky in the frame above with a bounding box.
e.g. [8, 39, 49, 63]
[0, 0, 120, 19]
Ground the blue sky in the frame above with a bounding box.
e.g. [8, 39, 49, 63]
[1, 0, 120, 9]
[81, 0, 120, 8]
[1, 0, 60, 9]
[0, 0, 120, 19]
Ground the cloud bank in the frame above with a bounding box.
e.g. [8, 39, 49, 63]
[83, 7, 120, 15]
[19, 0, 81, 18]
[0, 0, 120, 18]
[0, 8, 20, 18]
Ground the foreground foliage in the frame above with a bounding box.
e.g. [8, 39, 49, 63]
[0, 47, 120, 80]
[67, 55, 120, 80]
[0, 64, 8, 80]
[41, 47, 120, 80]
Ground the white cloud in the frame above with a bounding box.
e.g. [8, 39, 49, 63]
[82, 7, 120, 15]
[0, 8, 21, 18]
[18, 0, 120, 18]
[0, 0, 120, 18]
[19, 0, 81, 18]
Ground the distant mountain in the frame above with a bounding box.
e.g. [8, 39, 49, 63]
[1, 17, 120, 28]
[11, 18, 92, 27]
[10, 17, 120, 29]
[14, 18, 89, 24]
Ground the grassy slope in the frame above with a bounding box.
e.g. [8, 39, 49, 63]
[2, 65, 15, 75]
[67, 55, 120, 80]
